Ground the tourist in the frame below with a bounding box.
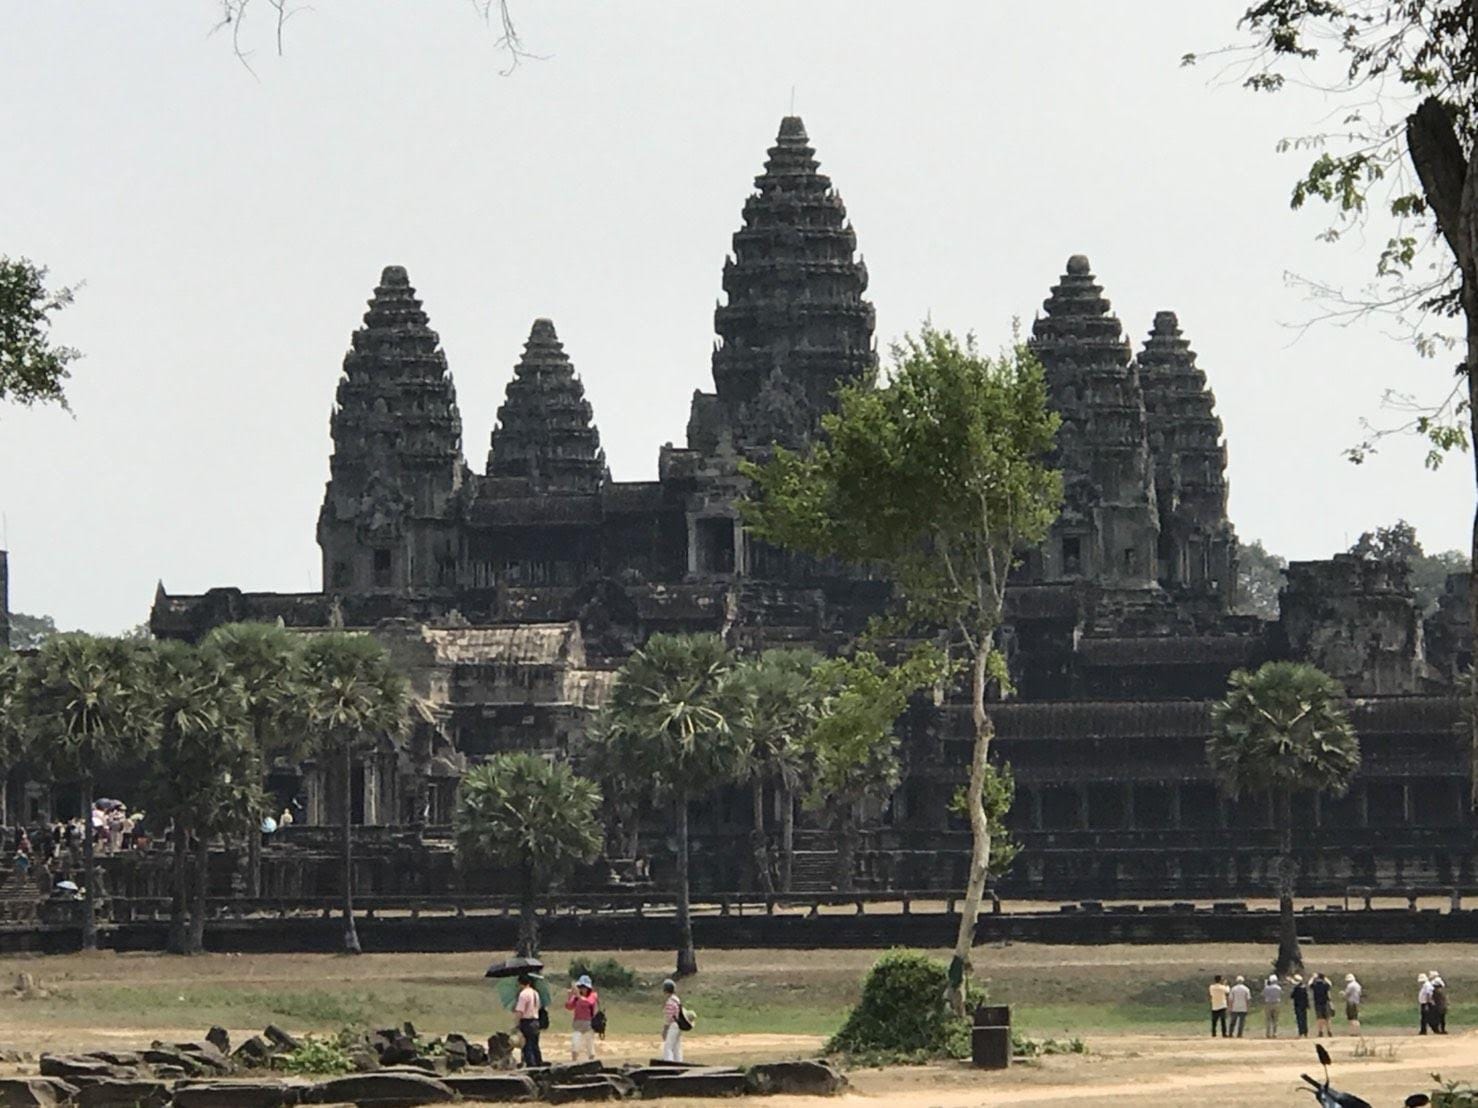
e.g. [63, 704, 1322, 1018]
[1429, 971, 1447, 1034]
[565, 974, 599, 1061]
[512, 973, 544, 1067]
[279, 807, 294, 828]
[1418, 973, 1433, 1034]
[1208, 974, 1230, 1038]
[1262, 974, 1283, 1038]
[1311, 972, 1333, 1038]
[1290, 974, 1310, 1038]
[660, 978, 684, 1062]
[1343, 973, 1362, 1036]
[1228, 975, 1251, 1038]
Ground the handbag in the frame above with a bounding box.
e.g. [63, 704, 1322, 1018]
[676, 1006, 695, 1032]
[537, 1006, 550, 1030]
[591, 1009, 607, 1035]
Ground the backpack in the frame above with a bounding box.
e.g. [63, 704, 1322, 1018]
[676, 1006, 695, 1032]
[591, 1009, 607, 1035]
[537, 1006, 550, 1030]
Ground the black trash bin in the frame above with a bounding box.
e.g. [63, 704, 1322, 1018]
[971, 1004, 1011, 1070]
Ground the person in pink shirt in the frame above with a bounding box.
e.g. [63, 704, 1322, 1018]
[661, 978, 684, 1062]
[565, 974, 600, 1060]
[512, 974, 544, 1067]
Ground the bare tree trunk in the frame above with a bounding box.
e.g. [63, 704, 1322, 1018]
[248, 823, 262, 900]
[779, 784, 795, 894]
[674, 792, 697, 977]
[341, 743, 361, 955]
[516, 855, 539, 957]
[947, 646, 995, 1015]
[1466, 260, 1478, 807]
[834, 803, 858, 893]
[79, 774, 97, 952]
[167, 824, 188, 955]
[750, 777, 774, 895]
[188, 831, 209, 955]
[1275, 789, 1302, 977]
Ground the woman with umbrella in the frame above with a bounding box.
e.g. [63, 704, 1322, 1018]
[512, 973, 545, 1067]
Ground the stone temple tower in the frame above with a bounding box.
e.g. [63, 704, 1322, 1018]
[1029, 256, 1160, 589]
[318, 266, 465, 595]
[487, 319, 608, 495]
[1138, 311, 1237, 603]
[695, 115, 876, 454]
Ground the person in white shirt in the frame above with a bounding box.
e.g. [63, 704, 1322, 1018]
[1343, 973, 1363, 1036]
[1228, 976, 1252, 1038]
[660, 978, 684, 1062]
[1418, 973, 1433, 1035]
[1261, 975, 1283, 1038]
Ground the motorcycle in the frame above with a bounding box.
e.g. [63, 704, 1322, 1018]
[1300, 1042, 1431, 1108]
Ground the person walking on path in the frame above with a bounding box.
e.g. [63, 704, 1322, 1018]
[565, 975, 600, 1061]
[1418, 973, 1433, 1034]
[513, 973, 544, 1068]
[1229, 975, 1252, 1038]
[1262, 974, 1283, 1038]
[1290, 975, 1310, 1038]
[1343, 973, 1363, 1037]
[1311, 973, 1334, 1038]
[660, 978, 684, 1062]
[1208, 975, 1230, 1038]
[1429, 971, 1448, 1034]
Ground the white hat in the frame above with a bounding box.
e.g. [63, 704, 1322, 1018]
[1292, 974, 1303, 984]
[1345, 974, 1355, 983]
[1268, 975, 1279, 985]
[1419, 974, 1429, 982]
[1235, 975, 1245, 983]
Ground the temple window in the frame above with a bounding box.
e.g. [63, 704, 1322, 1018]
[696, 518, 736, 575]
[373, 548, 392, 587]
[1062, 536, 1081, 575]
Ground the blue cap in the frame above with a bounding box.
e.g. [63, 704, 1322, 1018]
[576, 975, 593, 988]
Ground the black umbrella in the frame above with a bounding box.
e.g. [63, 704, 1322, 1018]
[484, 955, 544, 979]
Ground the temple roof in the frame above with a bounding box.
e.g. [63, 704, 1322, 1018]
[487, 318, 608, 494]
[1138, 310, 1230, 522]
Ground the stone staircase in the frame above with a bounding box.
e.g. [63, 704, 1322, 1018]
[0, 871, 40, 923]
[787, 850, 840, 893]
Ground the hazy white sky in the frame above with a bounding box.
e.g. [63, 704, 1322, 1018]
[0, 2, 1469, 633]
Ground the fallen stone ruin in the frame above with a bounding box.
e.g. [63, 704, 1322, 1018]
[4, 1024, 847, 1105]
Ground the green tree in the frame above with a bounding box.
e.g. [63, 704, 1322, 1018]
[1236, 539, 1288, 620]
[950, 762, 1021, 884]
[1349, 518, 1470, 612]
[1208, 661, 1361, 976]
[9, 612, 60, 651]
[0, 654, 26, 828]
[22, 634, 151, 950]
[746, 325, 1061, 1011]
[454, 752, 603, 957]
[202, 622, 308, 897]
[0, 257, 78, 411]
[728, 648, 825, 894]
[600, 632, 744, 976]
[301, 633, 409, 955]
[142, 641, 263, 954]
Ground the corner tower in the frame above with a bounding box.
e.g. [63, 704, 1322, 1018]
[696, 116, 876, 453]
[1028, 256, 1159, 589]
[317, 266, 465, 594]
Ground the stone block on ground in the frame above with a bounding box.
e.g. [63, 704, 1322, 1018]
[38, 1058, 136, 1083]
[441, 1074, 537, 1102]
[141, 1050, 206, 1077]
[0, 1078, 78, 1108]
[79, 1055, 141, 1070]
[641, 1070, 747, 1099]
[622, 1067, 689, 1088]
[232, 1039, 271, 1069]
[305, 1072, 456, 1108]
[205, 1029, 231, 1056]
[743, 1061, 846, 1096]
[172, 1080, 300, 1108]
[76, 1079, 170, 1108]
[348, 1054, 379, 1075]
[545, 1062, 603, 1081]
[377, 1040, 417, 1068]
[263, 1028, 300, 1055]
[547, 1085, 621, 1105]
[463, 1042, 487, 1068]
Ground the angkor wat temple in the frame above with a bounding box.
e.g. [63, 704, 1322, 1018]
[150, 117, 1477, 900]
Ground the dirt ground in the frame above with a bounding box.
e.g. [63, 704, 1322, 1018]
[0, 944, 1470, 1106]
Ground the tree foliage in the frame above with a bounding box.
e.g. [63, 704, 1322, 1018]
[455, 752, 603, 880]
[9, 612, 60, 651]
[1235, 539, 1288, 620]
[1348, 518, 1469, 611]
[0, 257, 78, 411]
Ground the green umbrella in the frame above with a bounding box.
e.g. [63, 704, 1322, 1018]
[495, 973, 551, 1011]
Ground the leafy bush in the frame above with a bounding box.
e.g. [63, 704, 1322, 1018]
[1013, 1033, 1086, 1058]
[567, 956, 639, 991]
[827, 949, 983, 1062]
[275, 1035, 354, 1075]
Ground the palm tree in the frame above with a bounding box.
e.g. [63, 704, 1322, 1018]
[454, 753, 603, 957]
[143, 641, 264, 954]
[602, 633, 744, 976]
[22, 634, 150, 950]
[201, 622, 308, 898]
[1209, 661, 1360, 977]
[728, 649, 823, 894]
[300, 632, 408, 955]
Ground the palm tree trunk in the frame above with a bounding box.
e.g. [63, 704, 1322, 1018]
[675, 791, 697, 977]
[188, 830, 209, 955]
[834, 802, 857, 892]
[167, 824, 188, 955]
[516, 855, 539, 958]
[248, 822, 263, 900]
[780, 784, 795, 894]
[341, 743, 361, 955]
[947, 645, 996, 1015]
[79, 774, 97, 952]
[750, 777, 774, 896]
[1275, 789, 1302, 977]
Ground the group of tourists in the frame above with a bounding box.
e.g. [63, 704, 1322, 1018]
[1209, 969, 1451, 1038]
[511, 974, 691, 1068]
